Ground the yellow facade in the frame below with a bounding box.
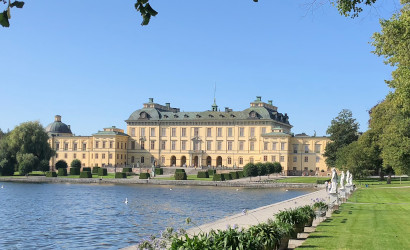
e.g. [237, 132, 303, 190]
[47, 97, 330, 175]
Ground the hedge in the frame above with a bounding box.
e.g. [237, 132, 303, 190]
[69, 168, 80, 175]
[92, 167, 100, 174]
[237, 171, 244, 178]
[197, 171, 209, 178]
[212, 174, 225, 181]
[98, 168, 108, 176]
[57, 168, 67, 176]
[208, 169, 216, 176]
[154, 168, 163, 175]
[175, 172, 187, 180]
[223, 173, 232, 180]
[122, 167, 133, 173]
[46, 171, 57, 177]
[139, 173, 151, 179]
[82, 167, 91, 172]
[230, 172, 239, 179]
[115, 172, 127, 179]
[80, 171, 92, 178]
[317, 179, 331, 184]
[175, 169, 185, 173]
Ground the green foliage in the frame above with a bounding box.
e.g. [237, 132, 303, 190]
[139, 172, 151, 179]
[223, 173, 232, 180]
[197, 171, 209, 178]
[335, 0, 377, 18]
[17, 153, 38, 175]
[265, 162, 275, 174]
[154, 168, 163, 175]
[256, 162, 267, 176]
[273, 162, 282, 173]
[230, 171, 239, 179]
[237, 171, 244, 178]
[92, 167, 100, 174]
[208, 169, 216, 176]
[46, 171, 57, 177]
[82, 167, 91, 172]
[57, 168, 67, 176]
[38, 160, 50, 173]
[175, 169, 185, 173]
[80, 171, 92, 178]
[313, 201, 329, 211]
[317, 179, 331, 184]
[115, 172, 127, 178]
[174, 172, 187, 180]
[98, 168, 108, 176]
[275, 208, 309, 227]
[134, 0, 158, 26]
[70, 159, 81, 169]
[243, 163, 258, 177]
[212, 173, 225, 181]
[69, 167, 80, 175]
[122, 167, 132, 173]
[56, 160, 68, 169]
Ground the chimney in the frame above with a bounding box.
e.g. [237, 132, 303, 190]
[165, 103, 170, 108]
[68, 125, 71, 130]
[149, 98, 154, 103]
[55, 115, 61, 122]
[225, 107, 229, 112]
[256, 96, 262, 102]
[268, 100, 272, 105]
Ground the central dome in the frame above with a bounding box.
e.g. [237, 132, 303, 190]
[45, 115, 72, 136]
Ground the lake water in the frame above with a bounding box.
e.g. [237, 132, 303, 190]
[0, 182, 313, 249]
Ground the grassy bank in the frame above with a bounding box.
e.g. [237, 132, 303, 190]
[301, 182, 410, 249]
[155, 174, 213, 181]
[276, 177, 330, 183]
[8, 171, 127, 179]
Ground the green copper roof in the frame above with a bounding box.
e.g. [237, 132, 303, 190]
[92, 131, 129, 137]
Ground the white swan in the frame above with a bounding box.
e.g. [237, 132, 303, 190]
[1, 185, 3, 189]
[125, 198, 128, 204]
[169, 188, 173, 191]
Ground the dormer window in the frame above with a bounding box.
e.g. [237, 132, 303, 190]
[219, 114, 225, 118]
[139, 112, 149, 119]
[164, 115, 168, 118]
[209, 114, 214, 118]
[184, 114, 189, 118]
[174, 114, 179, 118]
[249, 111, 258, 119]
[196, 114, 201, 118]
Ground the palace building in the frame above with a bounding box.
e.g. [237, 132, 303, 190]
[47, 97, 330, 175]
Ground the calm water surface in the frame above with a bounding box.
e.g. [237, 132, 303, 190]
[0, 182, 313, 249]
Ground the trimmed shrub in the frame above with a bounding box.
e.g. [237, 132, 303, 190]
[266, 162, 275, 174]
[154, 168, 163, 175]
[237, 171, 244, 178]
[46, 171, 57, 177]
[69, 168, 80, 175]
[175, 172, 187, 180]
[80, 171, 92, 178]
[82, 167, 91, 172]
[57, 168, 67, 176]
[273, 162, 282, 173]
[256, 163, 267, 176]
[175, 169, 185, 173]
[139, 173, 151, 179]
[223, 173, 232, 180]
[98, 168, 108, 176]
[92, 167, 100, 174]
[70, 159, 81, 169]
[55, 160, 68, 169]
[212, 174, 225, 181]
[316, 179, 331, 184]
[208, 169, 216, 176]
[230, 171, 239, 179]
[243, 163, 258, 177]
[122, 167, 132, 173]
[197, 171, 209, 178]
[115, 172, 127, 179]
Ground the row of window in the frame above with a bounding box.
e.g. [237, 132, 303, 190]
[292, 144, 321, 154]
[55, 141, 127, 151]
[130, 127, 269, 138]
[55, 153, 126, 160]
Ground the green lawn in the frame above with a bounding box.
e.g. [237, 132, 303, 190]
[276, 177, 330, 183]
[8, 171, 125, 179]
[155, 174, 213, 181]
[300, 183, 410, 249]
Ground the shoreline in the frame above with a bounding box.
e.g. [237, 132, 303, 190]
[0, 176, 321, 189]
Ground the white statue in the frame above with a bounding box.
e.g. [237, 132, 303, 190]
[340, 171, 345, 189]
[151, 164, 156, 177]
[349, 172, 353, 186]
[346, 170, 351, 186]
[330, 168, 338, 193]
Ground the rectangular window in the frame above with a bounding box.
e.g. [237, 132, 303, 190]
[141, 128, 145, 137]
[121, 142, 123, 149]
[150, 128, 155, 137]
[131, 141, 135, 150]
[55, 142, 60, 150]
[109, 154, 112, 159]
[82, 153, 86, 159]
[181, 141, 186, 150]
[181, 128, 186, 137]
[161, 141, 166, 150]
[140, 141, 145, 150]
[117, 154, 119, 159]
[250, 141, 255, 151]
[117, 142, 119, 148]
[271, 155, 276, 162]
[161, 128, 166, 137]
[228, 128, 233, 137]
[239, 157, 243, 164]
[315, 144, 321, 153]
[207, 128, 212, 137]
[64, 153, 67, 159]
[207, 141, 212, 150]
[172, 128, 177, 137]
[217, 141, 222, 151]
[293, 156, 297, 162]
[250, 157, 254, 163]
[102, 153, 105, 159]
[194, 128, 199, 137]
[64, 143, 68, 150]
[228, 157, 232, 165]
[316, 156, 320, 163]
[161, 156, 165, 164]
[263, 155, 268, 161]
[228, 141, 233, 151]
[82, 143, 86, 151]
[150, 141, 155, 150]
[193, 141, 199, 151]
[272, 142, 277, 150]
[102, 141, 106, 148]
[73, 153, 76, 159]
[141, 156, 144, 163]
[264, 142, 268, 150]
[280, 142, 286, 151]
[239, 127, 244, 137]
[304, 156, 309, 162]
[131, 128, 135, 136]
[95, 153, 98, 159]
[293, 144, 298, 153]
[280, 156, 284, 162]
[217, 128, 222, 137]
[304, 145, 309, 153]
[109, 141, 113, 148]
[250, 127, 255, 137]
[73, 143, 77, 151]
[171, 141, 176, 150]
[239, 141, 244, 151]
[262, 127, 266, 134]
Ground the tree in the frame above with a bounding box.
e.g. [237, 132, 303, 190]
[273, 162, 282, 173]
[17, 153, 38, 175]
[243, 163, 258, 178]
[324, 109, 360, 168]
[256, 162, 267, 176]
[0, 0, 381, 28]
[70, 159, 82, 169]
[56, 160, 68, 170]
[38, 159, 50, 173]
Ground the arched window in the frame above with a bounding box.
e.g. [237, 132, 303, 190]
[141, 156, 145, 163]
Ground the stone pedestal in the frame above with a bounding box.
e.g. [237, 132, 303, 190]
[339, 188, 346, 199]
[345, 185, 352, 195]
[329, 192, 338, 205]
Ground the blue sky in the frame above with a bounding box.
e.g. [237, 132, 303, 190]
[0, 0, 400, 136]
